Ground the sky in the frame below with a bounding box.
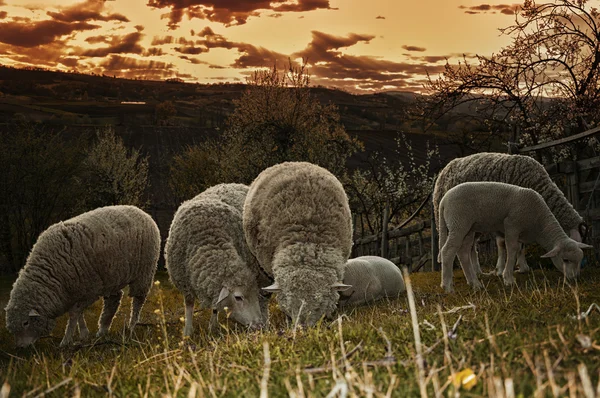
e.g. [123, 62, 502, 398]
[0, 0, 524, 93]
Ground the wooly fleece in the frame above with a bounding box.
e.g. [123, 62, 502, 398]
[433, 153, 584, 239]
[438, 182, 590, 292]
[165, 183, 270, 335]
[243, 162, 353, 326]
[5, 205, 160, 347]
[339, 256, 405, 307]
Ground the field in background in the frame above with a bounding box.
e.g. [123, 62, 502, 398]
[1, 265, 600, 397]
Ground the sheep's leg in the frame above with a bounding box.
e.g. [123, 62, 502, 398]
[440, 234, 463, 293]
[183, 295, 194, 337]
[458, 233, 482, 290]
[517, 245, 530, 273]
[60, 312, 79, 347]
[97, 291, 123, 337]
[496, 236, 507, 276]
[503, 235, 520, 286]
[208, 310, 220, 334]
[129, 295, 147, 332]
[471, 239, 482, 275]
[77, 313, 89, 341]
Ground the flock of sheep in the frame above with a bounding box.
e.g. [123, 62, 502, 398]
[3, 153, 594, 347]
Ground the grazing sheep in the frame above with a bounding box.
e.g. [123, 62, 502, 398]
[338, 256, 405, 307]
[165, 184, 270, 336]
[438, 182, 592, 292]
[243, 162, 353, 326]
[433, 152, 586, 273]
[5, 205, 160, 347]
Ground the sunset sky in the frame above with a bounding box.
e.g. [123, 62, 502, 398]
[0, 0, 523, 93]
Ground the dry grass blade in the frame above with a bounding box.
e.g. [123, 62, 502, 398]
[260, 342, 271, 398]
[33, 378, 72, 398]
[577, 363, 595, 398]
[403, 267, 428, 398]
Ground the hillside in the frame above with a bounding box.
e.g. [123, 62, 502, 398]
[0, 65, 417, 132]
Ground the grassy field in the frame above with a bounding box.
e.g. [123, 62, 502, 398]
[1, 264, 600, 397]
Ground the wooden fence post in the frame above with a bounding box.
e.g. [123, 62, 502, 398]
[381, 202, 390, 258]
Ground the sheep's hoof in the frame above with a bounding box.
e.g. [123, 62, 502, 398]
[442, 283, 454, 293]
[517, 265, 530, 273]
[470, 281, 483, 291]
[96, 328, 108, 338]
[59, 338, 72, 348]
[79, 329, 89, 341]
[503, 277, 515, 286]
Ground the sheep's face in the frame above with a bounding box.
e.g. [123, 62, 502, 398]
[264, 270, 350, 327]
[542, 240, 593, 280]
[5, 306, 55, 348]
[214, 285, 264, 329]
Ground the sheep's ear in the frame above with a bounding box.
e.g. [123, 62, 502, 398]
[262, 283, 281, 293]
[577, 242, 594, 250]
[331, 282, 352, 292]
[541, 247, 560, 258]
[28, 309, 40, 317]
[216, 287, 230, 305]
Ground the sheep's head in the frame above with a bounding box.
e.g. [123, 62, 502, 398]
[541, 239, 593, 280]
[5, 305, 55, 348]
[264, 267, 351, 327]
[214, 284, 264, 330]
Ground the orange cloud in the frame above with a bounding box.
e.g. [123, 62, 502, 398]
[402, 45, 426, 52]
[147, 0, 334, 29]
[459, 4, 520, 15]
[0, 20, 100, 47]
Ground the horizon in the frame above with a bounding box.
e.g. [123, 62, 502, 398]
[0, 0, 524, 94]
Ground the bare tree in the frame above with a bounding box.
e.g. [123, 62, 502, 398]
[423, 0, 600, 160]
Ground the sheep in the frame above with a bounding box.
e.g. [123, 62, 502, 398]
[338, 256, 405, 307]
[5, 205, 160, 348]
[243, 162, 353, 326]
[164, 183, 270, 336]
[433, 152, 586, 274]
[438, 182, 593, 292]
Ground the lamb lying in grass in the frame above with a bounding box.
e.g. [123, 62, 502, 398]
[338, 256, 405, 307]
[438, 182, 592, 292]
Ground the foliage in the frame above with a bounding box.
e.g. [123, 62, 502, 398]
[423, 0, 600, 161]
[0, 121, 87, 272]
[216, 62, 362, 183]
[1, 266, 600, 396]
[81, 127, 150, 209]
[155, 100, 177, 125]
[168, 142, 222, 202]
[346, 134, 439, 236]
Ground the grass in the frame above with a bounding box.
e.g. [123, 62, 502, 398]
[1, 264, 600, 397]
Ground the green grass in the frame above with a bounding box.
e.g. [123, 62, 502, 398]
[1, 265, 600, 397]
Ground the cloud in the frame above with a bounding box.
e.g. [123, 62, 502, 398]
[147, 0, 334, 28]
[0, 0, 5, 6]
[290, 31, 445, 92]
[174, 46, 208, 54]
[80, 30, 144, 57]
[375, 15, 385, 19]
[402, 45, 426, 52]
[0, 20, 100, 47]
[0, 11, 6, 19]
[97, 54, 176, 79]
[459, 4, 520, 15]
[47, 0, 129, 23]
[151, 35, 175, 45]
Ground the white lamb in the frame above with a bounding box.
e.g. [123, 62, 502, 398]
[338, 256, 405, 307]
[438, 182, 592, 292]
